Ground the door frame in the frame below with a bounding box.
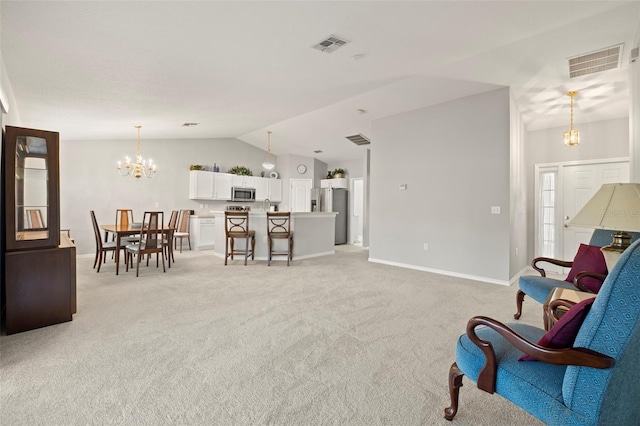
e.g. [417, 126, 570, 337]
[534, 157, 629, 261]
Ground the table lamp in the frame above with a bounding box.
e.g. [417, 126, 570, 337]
[568, 183, 640, 269]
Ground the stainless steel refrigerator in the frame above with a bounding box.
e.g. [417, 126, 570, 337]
[322, 188, 348, 245]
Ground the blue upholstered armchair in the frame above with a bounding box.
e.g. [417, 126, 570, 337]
[514, 229, 640, 321]
[444, 238, 640, 424]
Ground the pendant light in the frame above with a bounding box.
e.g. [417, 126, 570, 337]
[262, 131, 276, 170]
[563, 91, 580, 147]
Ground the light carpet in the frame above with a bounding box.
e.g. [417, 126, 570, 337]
[1, 246, 543, 425]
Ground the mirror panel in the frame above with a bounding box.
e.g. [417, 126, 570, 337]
[15, 136, 49, 241]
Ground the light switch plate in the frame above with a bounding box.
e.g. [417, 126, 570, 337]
[491, 206, 501, 214]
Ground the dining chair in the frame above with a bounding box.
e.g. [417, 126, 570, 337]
[174, 210, 192, 253]
[266, 212, 293, 266]
[115, 209, 139, 244]
[90, 210, 120, 273]
[224, 211, 255, 266]
[165, 210, 179, 264]
[125, 211, 166, 277]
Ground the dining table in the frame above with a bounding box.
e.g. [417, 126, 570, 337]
[101, 223, 175, 275]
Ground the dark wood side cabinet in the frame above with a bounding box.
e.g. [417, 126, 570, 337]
[2, 126, 76, 334]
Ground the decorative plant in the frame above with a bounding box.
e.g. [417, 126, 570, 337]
[333, 168, 345, 176]
[189, 164, 204, 171]
[228, 165, 253, 176]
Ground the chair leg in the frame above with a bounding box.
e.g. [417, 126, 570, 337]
[251, 235, 255, 260]
[96, 250, 103, 272]
[244, 237, 249, 266]
[514, 290, 525, 319]
[230, 238, 235, 260]
[267, 237, 272, 266]
[224, 237, 229, 265]
[187, 236, 191, 250]
[136, 252, 141, 277]
[161, 249, 166, 273]
[180, 238, 183, 253]
[444, 362, 464, 421]
[93, 251, 99, 269]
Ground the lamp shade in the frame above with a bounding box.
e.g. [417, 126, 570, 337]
[568, 183, 640, 232]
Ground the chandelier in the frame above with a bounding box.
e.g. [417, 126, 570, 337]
[117, 125, 157, 178]
[563, 91, 580, 147]
[262, 130, 276, 170]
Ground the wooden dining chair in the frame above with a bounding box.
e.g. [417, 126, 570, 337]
[174, 210, 192, 253]
[266, 212, 293, 266]
[224, 211, 255, 266]
[90, 210, 121, 272]
[115, 209, 139, 243]
[165, 210, 179, 264]
[125, 211, 166, 277]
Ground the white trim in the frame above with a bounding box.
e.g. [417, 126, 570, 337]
[368, 257, 510, 286]
[509, 265, 534, 286]
[0, 85, 9, 114]
[535, 157, 629, 168]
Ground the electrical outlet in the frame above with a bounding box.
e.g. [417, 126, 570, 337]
[491, 206, 501, 214]
[263, 236, 267, 243]
[423, 243, 429, 251]
[515, 248, 519, 256]
[154, 202, 160, 208]
[399, 184, 407, 190]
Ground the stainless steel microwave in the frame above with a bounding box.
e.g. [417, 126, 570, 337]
[230, 186, 256, 202]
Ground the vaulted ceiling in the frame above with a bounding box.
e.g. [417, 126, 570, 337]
[2, 1, 639, 162]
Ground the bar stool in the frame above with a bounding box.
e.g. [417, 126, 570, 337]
[266, 212, 293, 266]
[224, 211, 255, 265]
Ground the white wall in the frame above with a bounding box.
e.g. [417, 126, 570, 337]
[509, 93, 528, 278]
[525, 117, 629, 259]
[60, 137, 272, 255]
[369, 88, 511, 283]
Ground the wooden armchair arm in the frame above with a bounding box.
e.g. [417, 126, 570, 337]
[573, 271, 607, 292]
[548, 299, 576, 324]
[466, 316, 614, 394]
[531, 257, 573, 277]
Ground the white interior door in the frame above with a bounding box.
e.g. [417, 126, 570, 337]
[562, 161, 629, 261]
[290, 178, 312, 212]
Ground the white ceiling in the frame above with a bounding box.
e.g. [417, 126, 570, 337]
[2, 1, 639, 163]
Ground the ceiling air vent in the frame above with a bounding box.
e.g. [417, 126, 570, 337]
[568, 44, 623, 78]
[312, 35, 349, 53]
[346, 134, 371, 146]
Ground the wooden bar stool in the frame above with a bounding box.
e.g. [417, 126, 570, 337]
[224, 211, 255, 266]
[266, 212, 293, 266]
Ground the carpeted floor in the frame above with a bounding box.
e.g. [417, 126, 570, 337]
[1, 246, 543, 425]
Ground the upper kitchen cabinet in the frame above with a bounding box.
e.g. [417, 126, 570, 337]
[213, 173, 233, 200]
[189, 171, 234, 200]
[189, 170, 214, 200]
[232, 174, 255, 188]
[320, 178, 348, 189]
[254, 177, 269, 201]
[4, 126, 60, 251]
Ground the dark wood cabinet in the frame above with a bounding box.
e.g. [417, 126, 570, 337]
[2, 126, 76, 334]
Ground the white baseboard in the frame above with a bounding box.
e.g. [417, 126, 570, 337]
[367, 257, 510, 286]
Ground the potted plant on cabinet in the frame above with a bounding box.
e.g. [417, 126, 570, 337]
[228, 165, 253, 176]
[333, 168, 345, 178]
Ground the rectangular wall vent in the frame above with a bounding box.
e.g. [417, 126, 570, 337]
[568, 44, 623, 78]
[312, 35, 349, 53]
[346, 134, 371, 146]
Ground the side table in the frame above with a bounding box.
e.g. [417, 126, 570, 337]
[543, 287, 596, 331]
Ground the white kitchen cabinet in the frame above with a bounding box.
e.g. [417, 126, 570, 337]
[212, 173, 233, 200]
[189, 171, 214, 200]
[320, 178, 348, 189]
[268, 179, 282, 202]
[231, 175, 255, 188]
[189, 216, 215, 250]
[254, 176, 270, 201]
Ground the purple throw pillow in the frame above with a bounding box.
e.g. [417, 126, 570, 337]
[519, 297, 595, 361]
[564, 244, 608, 293]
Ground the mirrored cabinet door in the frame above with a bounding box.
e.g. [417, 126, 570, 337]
[4, 126, 60, 251]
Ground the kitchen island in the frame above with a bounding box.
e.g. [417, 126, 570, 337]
[212, 211, 337, 261]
